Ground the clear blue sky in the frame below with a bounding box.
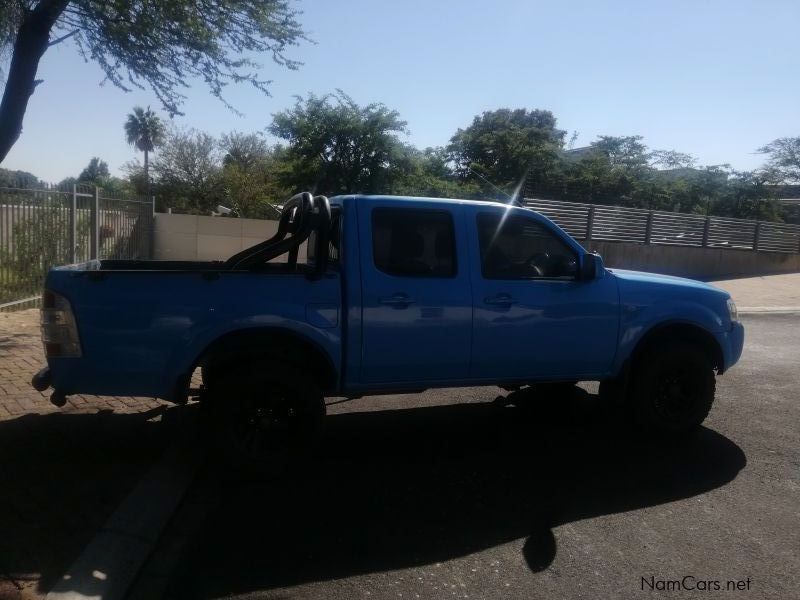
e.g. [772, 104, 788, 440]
[3, 0, 799, 182]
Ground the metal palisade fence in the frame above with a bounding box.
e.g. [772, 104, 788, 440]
[0, 182, 153, 310]
[525, 198, 800, 254]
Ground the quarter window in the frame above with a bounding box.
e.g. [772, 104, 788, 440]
[372, 208, 456, 277]
[477, 213, 578, 280]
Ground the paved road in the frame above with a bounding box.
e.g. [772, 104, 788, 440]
[159, 314, 798, 600]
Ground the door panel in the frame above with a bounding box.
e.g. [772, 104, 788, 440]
[359, 201, 472, 384]
[469, 208, 619, 380]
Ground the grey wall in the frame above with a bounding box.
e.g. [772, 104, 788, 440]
[153, 213, 279, 260]
[585, 240, 800, 279]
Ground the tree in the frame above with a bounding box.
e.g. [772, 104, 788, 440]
[77, 156, 109, 183]
[554, 151, 635, 205]
[124, 106, 165, 196]
[269, 91, 409, 195]
[589, 135, 650, 171]
[0, 166, 39, 188]
[221, 132, 270, 170]
[650, 149, 697, 170]
[448, 108, 566, 199]
[758, 137, 800, 183]
[0, 0, 307, 163]
[220, 133, 289, 217]
[151, 127, 222, 214]
[390, 146, 481, 199]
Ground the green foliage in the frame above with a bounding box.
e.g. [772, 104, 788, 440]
[448, 108, 566, 198]
[10, 85, 793, 225]
[140, 100, 795, 224]
[151, 128, 222, 214]
[220, 144, 291, 219]
[221, 132, 270, 170]
[389, 146, 481, 199]
[0, 167, 40, 188]
[125, 107, 166, 154]
[269, 91, 410, 195]
[758, 137, 800, 184]
[0, 2, 23, 78]
[78, 157, 109, 183]
[650, 149, 697, 170]
[589, 135, 650, 171]
[6, 0, 308, 117]
[0, 204, 90, 297]
[146, 128, 287, 217]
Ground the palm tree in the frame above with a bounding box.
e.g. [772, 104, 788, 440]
[124, 106, 165, 196]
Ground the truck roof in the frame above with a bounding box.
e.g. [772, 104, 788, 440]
[330, 194, 523, 210]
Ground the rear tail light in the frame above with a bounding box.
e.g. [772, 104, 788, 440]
[41, 290, 82, 357]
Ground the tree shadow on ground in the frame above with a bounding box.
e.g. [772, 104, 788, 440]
[0, 404, 191, 597]
[173, 387, 746, 598]
[0, 332, 32, 349]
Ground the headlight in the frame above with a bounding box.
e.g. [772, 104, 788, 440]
[727, 298, 739, 323]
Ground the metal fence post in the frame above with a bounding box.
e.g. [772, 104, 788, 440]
[90, 186, 99, 259]
[702, 217, 711, 247]
[149, 195, 156, 259]
[586, 205, 595, 241]
[645, 211, 654, 245]
[753, 221, 761, 252]
[69, 184, 77, 263]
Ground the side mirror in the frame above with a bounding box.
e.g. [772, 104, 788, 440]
[580, 252, 604, 281]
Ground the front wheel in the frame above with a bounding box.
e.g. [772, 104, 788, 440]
[631, 342, 716, 434]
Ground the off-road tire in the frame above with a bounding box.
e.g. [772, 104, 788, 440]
[631, 341, 716, 434]
[206, 360, 325, 475]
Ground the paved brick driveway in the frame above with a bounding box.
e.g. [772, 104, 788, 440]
[0, 310, 164, 419]
[0, 310, 182, 599]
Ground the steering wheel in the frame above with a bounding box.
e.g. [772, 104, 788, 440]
[526, 252, 550, 277]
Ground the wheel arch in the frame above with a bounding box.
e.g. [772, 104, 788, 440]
[189, 327, 338, 395]
[628, 321, 725, 375]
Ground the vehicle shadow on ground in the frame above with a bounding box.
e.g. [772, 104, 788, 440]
[175, 387, 747, 598]
[0, 404, 189, 597]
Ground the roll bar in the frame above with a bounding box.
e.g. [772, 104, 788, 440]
[223, 192, 331, 277]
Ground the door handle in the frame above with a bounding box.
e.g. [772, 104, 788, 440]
[484, 293, 516, 306]
[379, 293, 415, 308]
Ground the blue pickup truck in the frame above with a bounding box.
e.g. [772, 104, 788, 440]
[34, 193, 744, 463]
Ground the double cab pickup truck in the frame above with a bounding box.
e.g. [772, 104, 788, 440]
[34, 193, 744, 463]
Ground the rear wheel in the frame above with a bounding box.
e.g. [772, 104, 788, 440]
[631, 342, 716, 433]
[207, 361, 325, 474]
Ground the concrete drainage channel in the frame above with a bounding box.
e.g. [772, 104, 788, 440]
[45, 425, 207, 600]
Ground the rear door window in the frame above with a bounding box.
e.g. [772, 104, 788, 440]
[372, 208, 456, 277]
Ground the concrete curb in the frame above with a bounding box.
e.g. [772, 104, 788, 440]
[738, 307, 800, 314]
[46, 427, 204, 600]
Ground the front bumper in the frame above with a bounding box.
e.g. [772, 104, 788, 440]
[719, 322, 745, 373]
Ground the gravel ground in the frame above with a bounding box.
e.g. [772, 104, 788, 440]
[163, 314, 799, 600]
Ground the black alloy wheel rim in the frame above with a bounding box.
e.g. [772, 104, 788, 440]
[231, 385, 297, 459]
[652, 367, 702, 421]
